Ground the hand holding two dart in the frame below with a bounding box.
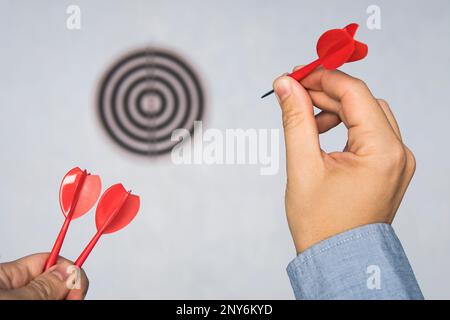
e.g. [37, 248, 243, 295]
[45, 167, 140, 271]
[261, 23, 368, 98]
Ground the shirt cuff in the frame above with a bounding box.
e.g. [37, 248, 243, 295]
[286, 223, 424, 300]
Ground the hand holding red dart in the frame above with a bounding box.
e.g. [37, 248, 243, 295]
[261, 23, 368, 98]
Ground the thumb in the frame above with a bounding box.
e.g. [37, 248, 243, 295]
[273, 76, 322, 173]
[12, 262, 71, 300]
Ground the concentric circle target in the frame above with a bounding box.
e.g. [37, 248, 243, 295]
[98, 48, 205, 156]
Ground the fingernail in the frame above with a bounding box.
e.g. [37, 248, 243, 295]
[274, 77, 292, 102]
[51, 264, 70, 281]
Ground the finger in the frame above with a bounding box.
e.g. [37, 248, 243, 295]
[307, 89, 342, 134]
[292, 65, 304, 72]
[273, 76, 322, 172]
[315, 111, 341, 134]
[66, 267, 89, 300]
[343, 140, 349, 152]
[377, 99, 402, 140]
[299, 68, 391, 133]
[293, 66, 343, 115]
[0, 254, 46, 289]
[0, 253, 89, 300]
[7, 261, 72, 300]
[0, 253, 70, 289]
[308, 90, 341, 114]
[0, 253, 80, 290]
[391, 146, 416, 221]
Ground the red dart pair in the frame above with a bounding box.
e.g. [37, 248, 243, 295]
[44, 167, 140, 270]
[261, 23, 368, 98]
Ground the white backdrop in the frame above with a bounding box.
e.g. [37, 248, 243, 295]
[1, 0, 449, 299]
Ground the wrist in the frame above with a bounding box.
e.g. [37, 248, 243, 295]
[292, 220, 390, 254]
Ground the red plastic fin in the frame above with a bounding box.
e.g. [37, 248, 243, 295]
[317, 29, 352, 58]
[95, 184, 140, 234]
[59, 167, 85, 217]
[72, 174, 102, 219]
[59, 167, 101, 219]
[347, 40, 368, 62]
[101, 194, 140, 234]
[317, 29, 354, 69]
[344, 23, 359, 38]
[321, 41, 355, 70]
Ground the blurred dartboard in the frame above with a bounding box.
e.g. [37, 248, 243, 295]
[98, 48, 205, 156]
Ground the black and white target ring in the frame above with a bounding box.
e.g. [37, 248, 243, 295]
[98, 48, 205, 156]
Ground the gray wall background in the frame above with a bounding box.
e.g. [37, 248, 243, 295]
[0, 0, 449, 299]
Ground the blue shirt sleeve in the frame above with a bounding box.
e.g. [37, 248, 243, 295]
[286, 223, 424, 300]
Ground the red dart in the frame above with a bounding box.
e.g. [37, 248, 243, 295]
[74, 183, 140, 268]
[44, 167, 102, 270]
[261, 23, 368, 98]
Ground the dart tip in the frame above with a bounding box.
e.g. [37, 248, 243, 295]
[261, 89, 274, 99]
